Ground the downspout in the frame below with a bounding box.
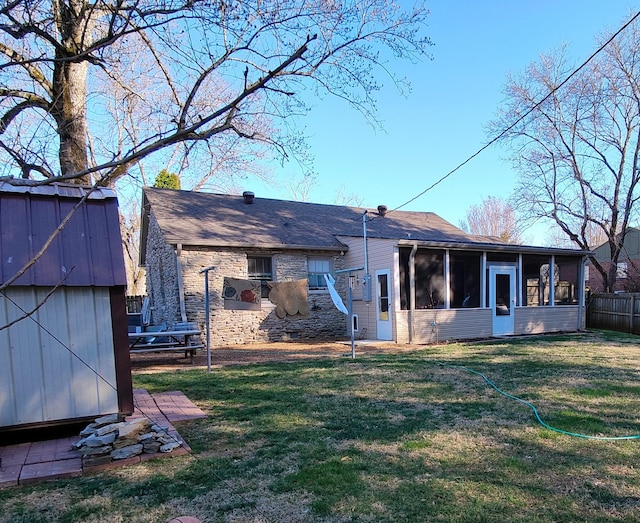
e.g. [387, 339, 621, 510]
[363, 210, 371, 301]
[517, 253, 523, 307]
[409, 243, 418, 344]
[175, 243, 187, 323]
[444, 249, 450, 309]
[578, 255, 587, 330]
[549, 255, 555, 307]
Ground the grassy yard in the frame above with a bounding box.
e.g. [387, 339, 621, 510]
[3, 331, 640, 522]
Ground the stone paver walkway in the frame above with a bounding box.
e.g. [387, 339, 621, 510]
[0, 389, 206, 487]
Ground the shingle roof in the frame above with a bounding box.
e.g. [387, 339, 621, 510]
[142, 188, 501, 252]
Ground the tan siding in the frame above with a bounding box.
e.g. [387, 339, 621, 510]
[340, 236, 365, 271]
[396, 307, 580, 343]
[367, 239, 397, 272]
[0, 287, 118, 427]
[515, 306, 580, 334]
[397, 309, 493, 344]
[339, 237, 397, 340]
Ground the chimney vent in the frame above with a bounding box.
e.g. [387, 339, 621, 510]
[377, 205, 388, 216]
[243, 191, 255, 204]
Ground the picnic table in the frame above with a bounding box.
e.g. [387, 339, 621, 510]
[128, 328, 203, 361]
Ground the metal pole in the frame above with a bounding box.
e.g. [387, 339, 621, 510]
[362, 210, 369, 275]
[349, 276, 355, 359]
[205, 272, 211, 372]
[334, 267, 364, 359]
[199, 265, 216, 372]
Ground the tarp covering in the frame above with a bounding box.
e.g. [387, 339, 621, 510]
[267, 279, 310, 318]
[324, 274, 348, 315]
[223, 277, 261, 311]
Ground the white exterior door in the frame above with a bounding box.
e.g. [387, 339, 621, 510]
[489, 265, 516, 336]
[375, 269, 393, 340]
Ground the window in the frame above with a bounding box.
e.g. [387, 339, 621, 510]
[308, 257, 331, 290]
[522, 255, 550, 306]
[554, 257, 580, 305]
[399, 248, 445, 309]
[450, 252, 481, 308]
[248, 256, 273, 298]
[617, 262, 628, 279]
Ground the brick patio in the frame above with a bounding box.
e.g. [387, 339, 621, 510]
[0, 389, 206, 487]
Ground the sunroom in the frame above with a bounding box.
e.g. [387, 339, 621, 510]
[395, 244, 586, 344]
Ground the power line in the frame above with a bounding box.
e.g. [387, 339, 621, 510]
[386, 9, 640, 216]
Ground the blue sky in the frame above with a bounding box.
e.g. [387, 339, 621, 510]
[252, 1, 639, 245]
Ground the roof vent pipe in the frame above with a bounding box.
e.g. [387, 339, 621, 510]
[377, 205, 387, 216]
[242, 191, 255, 204]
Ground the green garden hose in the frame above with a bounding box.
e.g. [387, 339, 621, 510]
[441, 362, 640, 441]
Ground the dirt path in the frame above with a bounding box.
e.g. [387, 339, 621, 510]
[130, 340, 413, 373]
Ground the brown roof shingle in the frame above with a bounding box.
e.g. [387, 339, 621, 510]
[142, 188, 497, 252]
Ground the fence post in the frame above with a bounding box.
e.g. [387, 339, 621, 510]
[631, 294, 636, 334]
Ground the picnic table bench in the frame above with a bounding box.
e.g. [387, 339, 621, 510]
[128, 327, 203, 361]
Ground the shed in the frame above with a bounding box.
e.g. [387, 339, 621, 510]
[0, 183, 133, 430]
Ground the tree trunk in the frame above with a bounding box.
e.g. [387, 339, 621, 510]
[52, 0, 90, 184]
[53, 58, 89, 183]
[606, 237, 623, 293]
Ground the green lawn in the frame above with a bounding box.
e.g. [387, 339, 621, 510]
[3, 331, 640, 522]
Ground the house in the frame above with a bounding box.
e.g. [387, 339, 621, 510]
[587, 228, 640, 293]
[0, 183, 133, 431]
[140, 188, 589, 345]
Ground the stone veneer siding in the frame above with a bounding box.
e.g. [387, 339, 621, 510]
[144, 212, 181, 327]
[145, 211, 349, 344]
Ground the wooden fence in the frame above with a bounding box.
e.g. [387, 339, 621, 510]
[587, 293, 640, 334]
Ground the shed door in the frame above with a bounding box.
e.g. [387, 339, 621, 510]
[489, 265, 516, 336]
[375, 269, 393, 340]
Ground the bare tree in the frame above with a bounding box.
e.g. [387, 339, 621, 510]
[489, 18, 640, 291]
[334, 185, 365, 207]
[545, 221, 608, 249]
[119, 204, 144, 295]
[0, 0, 432, 188]
[460, 196, 523, 244]
[284, 173, 317, 202]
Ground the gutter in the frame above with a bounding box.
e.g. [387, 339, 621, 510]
[396, 239, 592, 256]
[166, 242, 348, 253]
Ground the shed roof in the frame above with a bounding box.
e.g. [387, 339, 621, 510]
[0, 182, 127, 287]
[141, 188, 588, 261]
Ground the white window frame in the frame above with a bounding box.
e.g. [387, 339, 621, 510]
[247, 255, 273, 298]
[617, 262, 628, 279]
[308, 257, 332, 292]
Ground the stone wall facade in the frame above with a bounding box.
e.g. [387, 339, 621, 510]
[145, 210, 349, 345]
[144, 213, 181, 326]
